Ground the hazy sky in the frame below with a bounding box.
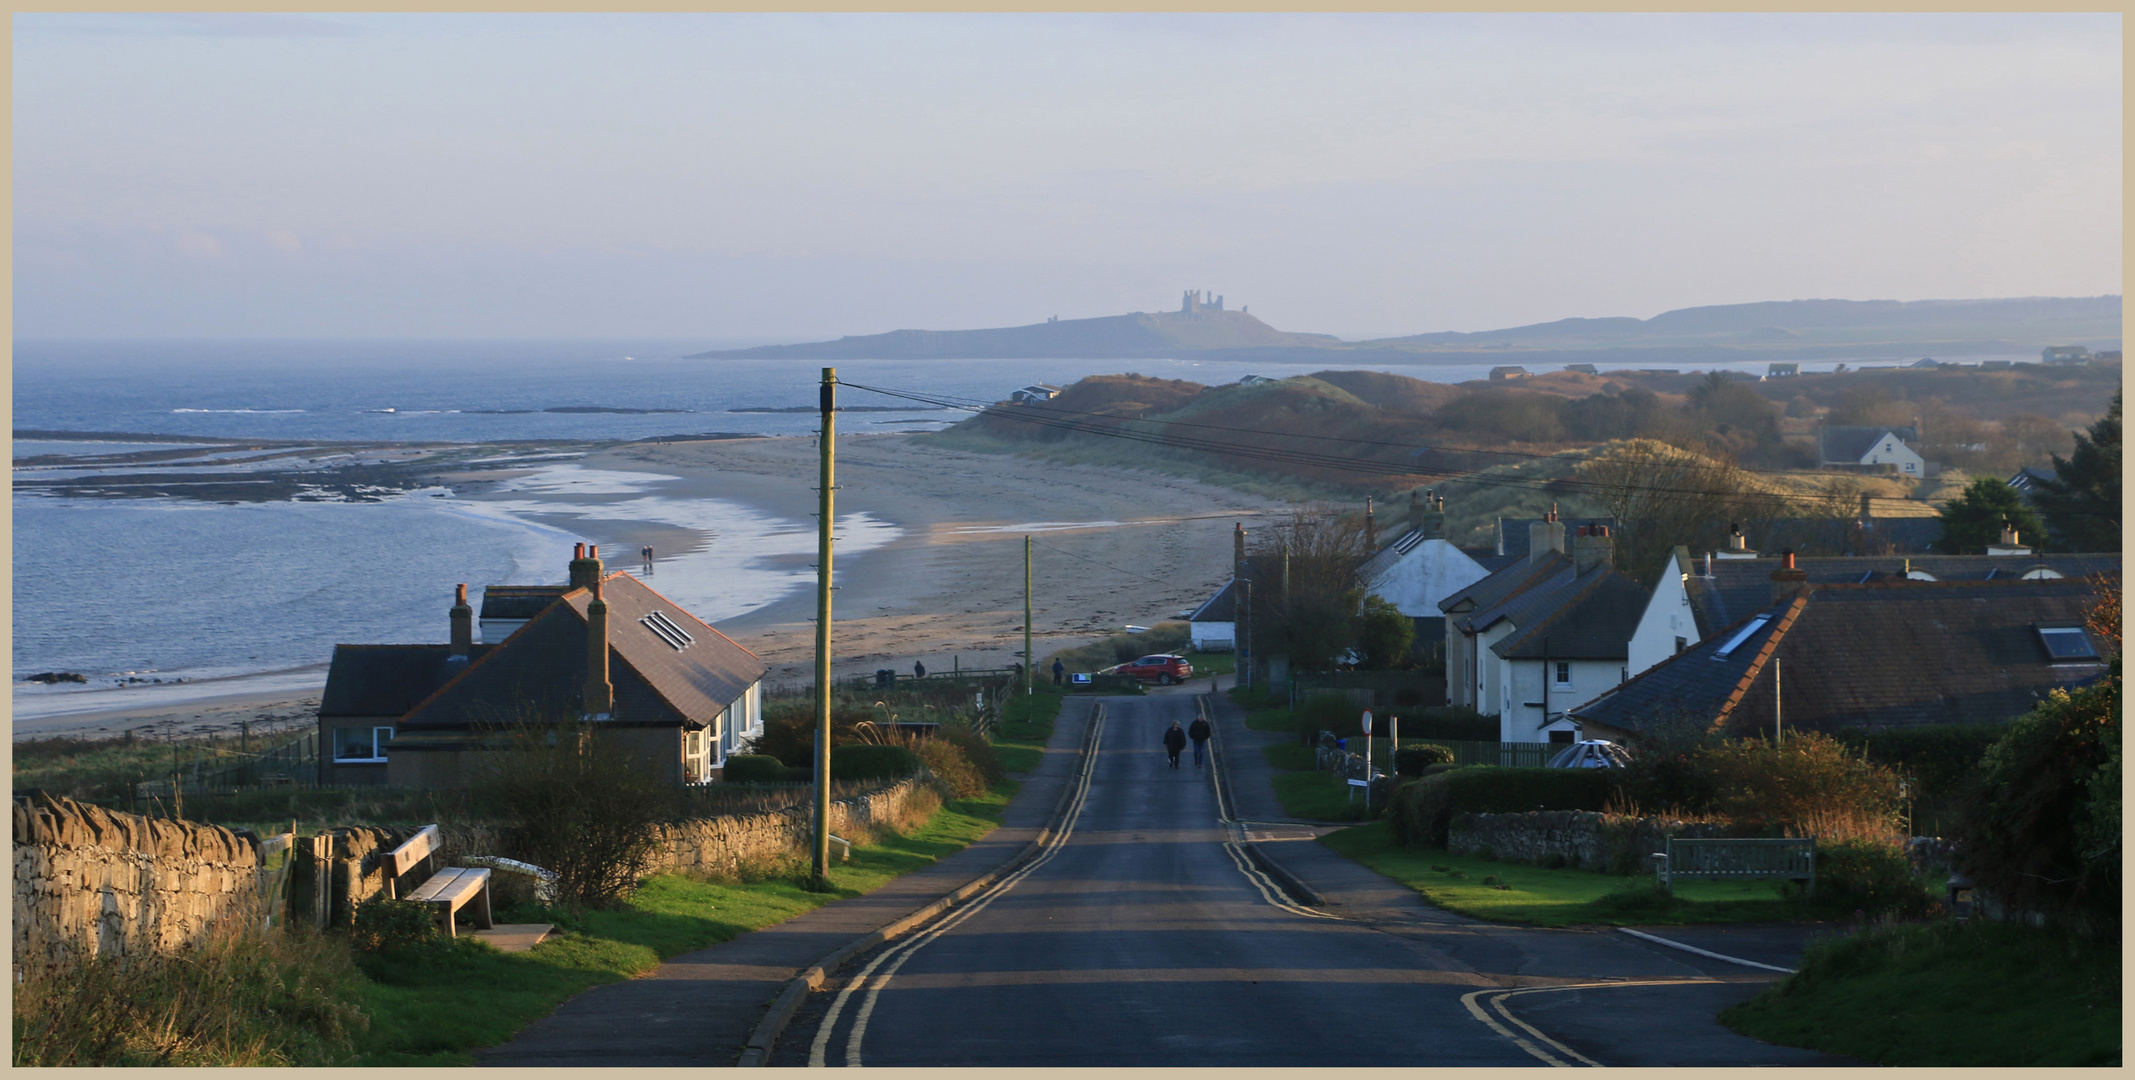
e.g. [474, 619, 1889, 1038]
[13, 13, 2122, 341]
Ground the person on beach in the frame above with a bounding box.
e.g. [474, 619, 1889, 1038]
[1162, 721, 1187, 769]
[1052, 659, 1065, 686]
[1188, 715, 1212, 768]
[914, 660, 927, 680]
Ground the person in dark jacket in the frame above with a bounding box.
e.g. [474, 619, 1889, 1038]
[913, 660, 926, 680]
[1187, 715, 1212, 768]
[1162, 721, 1187, 769]
[1052, 659, 1066, 686]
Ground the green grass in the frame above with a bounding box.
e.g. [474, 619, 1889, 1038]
[1320, 821, 1795, 927]
[1261, 742, 1315, 772]
[1185, 650, 1236, 677]
[1271, 770, 1378, 823]
[1228, 686, 1295, 735]
[1720, 920, 2121, 1066]
[348, 786, 1012, 1065]
[994, 684, 1067, 773]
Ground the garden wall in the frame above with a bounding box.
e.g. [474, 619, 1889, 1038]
[649, 775, 931, 877]
[13, 795, 261, 979]
[1448, 810, 1727, 874]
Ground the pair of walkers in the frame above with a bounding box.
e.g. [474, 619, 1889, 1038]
[1162, 717, 1213, 769]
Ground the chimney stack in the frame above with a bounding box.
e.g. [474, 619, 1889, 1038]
[1986, 520, 2033, 557]
[1527, 504, 1567, 563]
[584, 577, 613, 718]
[569, 542, 603, 589]
[1770, 548, 1809, 603]
[1573, 524, 1614, 574]
[449, 583, 473, 658]
[1422, 493, 1447, 541]
[1716, 523, 1759, 560]
[1408, 489, 1425, 532]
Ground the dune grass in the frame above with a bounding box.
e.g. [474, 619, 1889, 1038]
[347, 786, 1011, 1066]
[1321, 821, 1793, 927]
[1720, 919, 2121, 1066]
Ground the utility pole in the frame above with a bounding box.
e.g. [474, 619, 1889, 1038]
[1024, 535, 1034, 702]
[1774, 657, 1783, 746]
[812, 367, 837, 882]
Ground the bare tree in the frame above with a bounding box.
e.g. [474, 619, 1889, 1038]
[1579, 439, 1761, 583]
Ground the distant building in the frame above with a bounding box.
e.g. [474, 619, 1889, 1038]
[2008, 466, 2057, 498]
[1767, 362, 1800, 378]
[1817, 424, 1925, 476]
[2042, 345, 2093, 364]
[2098, 350, 2122, 363]
[1980, 360, 2014, 369]
[1184, 579, 1238, 652]
[1909, 357, 1942, 369]
[1010, 384, 1062, 404]
[1181, 290, 1226, 314]
[1237, 374, 1280, 386]
[1488, 366, 1531, 381]
[1562, 363, 1599, 374]
[1355, 492, 1513, 666]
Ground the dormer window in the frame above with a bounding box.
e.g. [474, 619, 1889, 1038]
[2037, 626, 2100, 663]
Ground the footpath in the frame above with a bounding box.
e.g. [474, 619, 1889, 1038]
[1203, 680, 1857, 1068]
[475, 698, 1094, 1068]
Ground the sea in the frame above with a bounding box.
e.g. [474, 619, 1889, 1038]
[11, 338, 2021, 724]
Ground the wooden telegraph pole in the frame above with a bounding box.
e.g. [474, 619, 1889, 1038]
[1024, 535, 1034, 702]
[812, 368, 837, 881]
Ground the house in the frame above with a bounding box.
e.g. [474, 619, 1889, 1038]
[1438, 513, 1649, 742]
[1237, 374, 1280, 386]
[1184, 578, 1239, 651]
[1562, 364, 1599, 375]
[1767, 362, 1800, 378]
[1488, 366, 1531, 381]
[320, 544, 768, 788]
[2042, 346, 2093, 365]
[1624, 544, 2121, 680]
[1909, 357, 1943, 369]
[2008, 466, 2058, 498]
[1575, 567, 2111, 742]
[1010, 384, 1062, 404]
[1355, 492, 1514, 663]
[1817, 424, 1926, 476]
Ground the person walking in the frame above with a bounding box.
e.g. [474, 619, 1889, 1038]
[1162, 721, 1187, 770]
[1052, 659, 1066, 686]
[913, 660, 926, 680]
[1187, 714, 1212, 768]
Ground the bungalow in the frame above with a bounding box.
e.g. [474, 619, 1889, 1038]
[1575, 567, 2111, 741]
[1010, 384, 1063, 404]
[1562, 364, 1599, 375]
[1438, 512, 1648, 742]
[319, 544, 768, 788]
[1488, 366, 1531, 381]
[2042, 346, 2093, 365]
[1185, 578, 1239, 651]
[1817, 424, 1926, 476]
[1623, 543, 2121, 679]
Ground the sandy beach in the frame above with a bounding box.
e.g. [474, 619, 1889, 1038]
[19, 432, 1283, 741]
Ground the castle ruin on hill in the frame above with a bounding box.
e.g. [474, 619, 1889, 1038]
[1181, 290, 1228, 315]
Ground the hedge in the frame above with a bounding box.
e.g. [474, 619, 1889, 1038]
[1388, 766, 1623, 847]
[721, 755, 788, 784]
[1838, 724, 2005, 799]
[1394, 745, 1456, 777]
[830, 744, 925, 783]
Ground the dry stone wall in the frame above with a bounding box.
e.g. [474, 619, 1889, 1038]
[650, 776, 931, 877]
[1449, 810, 1727, 873]
[14, 795, 262, 979]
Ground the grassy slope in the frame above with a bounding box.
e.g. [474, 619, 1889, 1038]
[1321, 821, 1793, 928]
[1720, 920, 2121, 1067]
[350, 786, 1012, 1066]
[993, 683, 1067, 774]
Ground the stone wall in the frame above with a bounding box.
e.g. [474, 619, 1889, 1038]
[13, 795, 262, 978]
[1448, 810, 1728, 874]
[649, 776, 933, 877]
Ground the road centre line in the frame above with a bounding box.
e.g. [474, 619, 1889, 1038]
[1461, 979, 1721, 1067]
[1202, 694, 1338, 920]
[806, 706, 1108, 1068]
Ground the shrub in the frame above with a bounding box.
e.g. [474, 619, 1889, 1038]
[829, 743, 923, 783]
[1957, 670, 2120, 936]
[1695, 733, 1903, 844]
[348, 896, 435, 955]
[1394, 744, 1455, 777]
[1297, 692, 1361, 746]
[1838, 724, 2004, 800]
[721, 755, 789, 784]
[1395, 706, 1498, 742]
[1795, 838, 1938, 919]
[475, 721, 673, 909]
[932, 724, 1005, 788]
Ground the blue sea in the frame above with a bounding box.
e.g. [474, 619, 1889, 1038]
[12, 338, 2010, 723]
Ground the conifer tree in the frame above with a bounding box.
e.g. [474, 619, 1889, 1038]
[2031, 390, 2121, 551]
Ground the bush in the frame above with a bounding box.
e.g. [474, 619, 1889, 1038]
[1694, 733, 1904, 844]
[1795, 839, 1938, 919]
[1838, 724, 2004, 799]
[1394, 744, 1455, 777]
[1956, 670, 2120, 936]
[721, 755, 789, 784]
[348, 896, 436, 955]
[475, 721, 672, 909]
[829, 743, 923, 783]
[911, 725, 1004, 798]
[1395, 705, 1498, 742]
[1386, 765, 1621, 847]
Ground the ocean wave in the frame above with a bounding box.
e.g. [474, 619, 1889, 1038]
[171, 408, 306, 414]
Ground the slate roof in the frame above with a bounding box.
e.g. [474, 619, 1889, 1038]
[1492, 568, 1649, 661]
[321, 644, 496, 719]
[478, 585, 571, 623]
[1439, 551, 1573, 631]
[1189, 578, 1238, 623]
[1492, 517, 1617, 558]
[396, 572, 768, 731]
[1679, 553, 2122, 641]
[1573, 578, 2111, 737]
[1817, 425, 1919, 464]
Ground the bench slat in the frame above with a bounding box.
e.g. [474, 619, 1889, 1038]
[387, 824, 441, 879]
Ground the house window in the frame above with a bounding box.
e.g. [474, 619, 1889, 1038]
[2038, 627, 2100, 662]
[1904, 462, 1916, 473]
[683, 727, 710, 784]
[1553, 662, 1570, 686]
[333, 726, 394, 762]
[1674, 636, 1688, 654]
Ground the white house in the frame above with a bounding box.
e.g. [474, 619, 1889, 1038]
[1185, 578, 1239, 651]
[1818, 425, 1926, 476]
[1355, 492, 1501, 659]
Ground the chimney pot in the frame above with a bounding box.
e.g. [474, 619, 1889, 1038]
[449, 583, 473, 657]
[1770, 548, 1809, 602]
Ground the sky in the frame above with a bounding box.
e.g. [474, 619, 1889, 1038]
[12, 13, 2123, 342]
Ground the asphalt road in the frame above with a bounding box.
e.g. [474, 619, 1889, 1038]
[775, 691, 1858, 1068]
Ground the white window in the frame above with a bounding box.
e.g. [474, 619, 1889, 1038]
[1904, 462, 1916, 473]
[1553, 662, 1571, 685]
[683, 727, 710, 784]
[333, 726, 394, 762]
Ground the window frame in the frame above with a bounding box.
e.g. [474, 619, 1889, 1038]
[332, 725, 395, 763]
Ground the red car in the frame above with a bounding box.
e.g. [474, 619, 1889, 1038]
[1115, 654, 1193, 685]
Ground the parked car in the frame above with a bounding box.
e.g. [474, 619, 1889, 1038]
[1114, 654, 1193, 685]
[1546, 740, 1633, 769]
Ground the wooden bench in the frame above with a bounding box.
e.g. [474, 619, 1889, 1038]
[1654, 837, 1815, 897]
[385, 825, 495, 938]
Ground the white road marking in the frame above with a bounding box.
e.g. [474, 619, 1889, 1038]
[1461, 979, 1720, 1067]
[1203, 695, 1339, 920]
[1615, 927, 1798, 973]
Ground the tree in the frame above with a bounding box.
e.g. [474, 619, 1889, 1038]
[1252, 504, 1372, 672]
[477, 719, 675, 908]
[1579, 439, 1758, 583]
[1934, 477, 2045, 554]
[1352, 595, 1416, 670]
[2031, 390, 2121, 552]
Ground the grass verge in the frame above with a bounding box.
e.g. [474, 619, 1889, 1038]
[994, 684, 1067, 773]
[1320, 821, 1795, 927]
[347, 785, 1012, 1066]
[1719, 920, 2120, 1066]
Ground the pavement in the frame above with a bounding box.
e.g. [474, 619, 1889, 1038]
[473, 696, 1098, 1067]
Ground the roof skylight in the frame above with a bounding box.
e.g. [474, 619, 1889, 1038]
[642, 610, 695, 651]
[2038, 626, 2099, 662]
[1714, 615, 1771, 658]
